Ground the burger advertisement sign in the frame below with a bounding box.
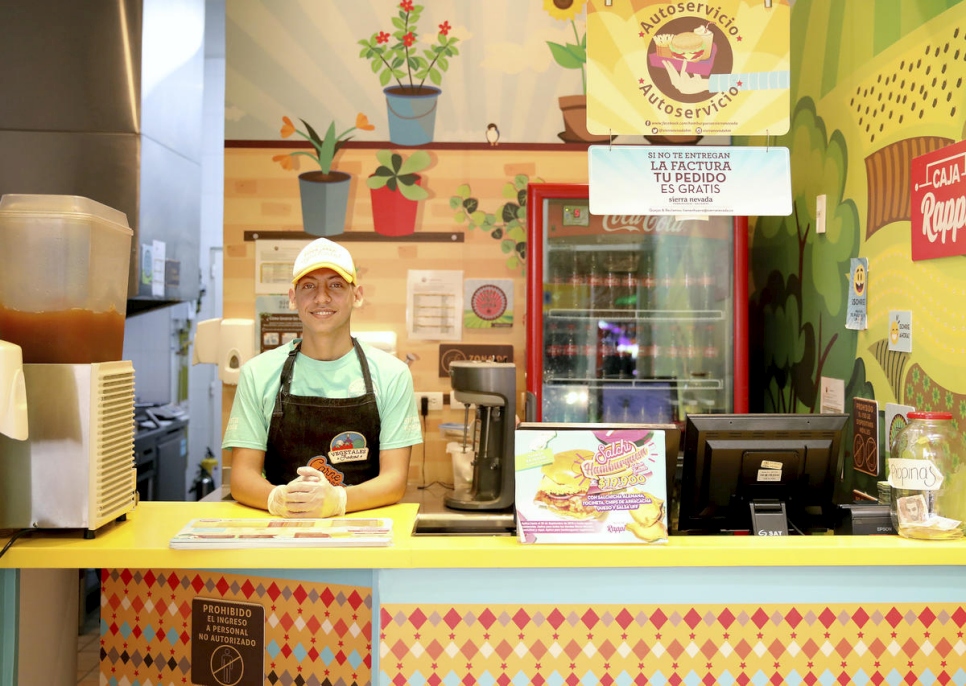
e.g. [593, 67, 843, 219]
[515, 425, 670, 544]
[586, 0, 791, 137]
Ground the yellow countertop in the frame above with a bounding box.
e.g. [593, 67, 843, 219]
[3, 501, 966, 569]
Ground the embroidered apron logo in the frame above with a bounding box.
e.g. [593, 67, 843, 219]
[327, 431, 369, 463]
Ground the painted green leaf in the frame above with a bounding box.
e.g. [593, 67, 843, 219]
[371, 60, 382, 74]
[397, 173, 418, 186]
[470, 210, 487, 226]
[506, 225, 526, 242]
[367, 175, 389, 190]
[400, 182, 429, 201]
[391, 16, 405, 30]
[547, 41, 583, 69]
[318, 122, 337, 174]
[501, 182, 516, 200]
[375, 149, 394, 169]
[429, 68, 441, 85]
[390, 153, 404, 173]
[463, 197, 478, 213]
[449, 196, 461, 210]
[454, 209, 466, 222]
[387, 177, 398, 193]
[379, 69, 392, 86]
[455, 183, 471, 199]
[398, 149, 431, 175]
[501, 203, 519, 223]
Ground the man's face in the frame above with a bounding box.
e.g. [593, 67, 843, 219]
[289, 268, 359, 335]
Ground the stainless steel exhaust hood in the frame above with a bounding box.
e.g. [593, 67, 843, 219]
[0, 0, 204, 311]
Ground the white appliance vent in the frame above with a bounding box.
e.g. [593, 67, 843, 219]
[90, 363, 137, 529]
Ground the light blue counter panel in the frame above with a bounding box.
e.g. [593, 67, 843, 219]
[377, 566, 966, 605]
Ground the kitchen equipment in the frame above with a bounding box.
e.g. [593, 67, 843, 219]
[445, 361, 517, 511]
[0, 340, 28, 441]
[526, 183, 749, 425]
[0, 194, 133, 364]
[0, 194, 138, 535]
[192, 317, 256, 385]
[0, 359, 137, 536]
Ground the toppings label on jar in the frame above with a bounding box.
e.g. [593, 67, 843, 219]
[888, 457, 945, 490]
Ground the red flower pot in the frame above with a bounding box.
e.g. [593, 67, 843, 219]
[369, 176, 421, 236]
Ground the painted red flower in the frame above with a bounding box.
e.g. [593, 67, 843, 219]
[438, 21, 451, 36]
[399, 0, 414, 12]
[402, 32, 415, 47]
[376, 31, 390, 44]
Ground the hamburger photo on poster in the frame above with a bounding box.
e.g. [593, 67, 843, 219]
[515, 427, 669, 544]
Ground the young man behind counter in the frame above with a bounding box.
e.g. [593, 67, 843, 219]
[223, 237, 423, 518]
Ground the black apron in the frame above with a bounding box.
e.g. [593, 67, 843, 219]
[264, 338, 381, 487]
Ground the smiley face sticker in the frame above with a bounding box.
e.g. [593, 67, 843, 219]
[846, 257, 869, 331]
[852, 262, 866, 296]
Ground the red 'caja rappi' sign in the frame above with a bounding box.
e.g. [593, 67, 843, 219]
[910, 139, 966, 261]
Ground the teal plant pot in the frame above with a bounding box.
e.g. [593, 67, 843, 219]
[383, 86, 441, 146]
[298, 171, 351, 237]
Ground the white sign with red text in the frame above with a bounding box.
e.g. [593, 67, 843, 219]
[910, 139, 966, 261]
[589, 145, 791, 216]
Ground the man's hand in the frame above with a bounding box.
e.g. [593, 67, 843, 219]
[267, 466, 347, 518]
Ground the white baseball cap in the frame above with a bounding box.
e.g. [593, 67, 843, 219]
[291, 237, 357, 284]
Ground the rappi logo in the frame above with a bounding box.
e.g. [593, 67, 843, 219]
[910, 140, 966, 261]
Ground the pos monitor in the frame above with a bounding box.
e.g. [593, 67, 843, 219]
[677, 413, 849, 535]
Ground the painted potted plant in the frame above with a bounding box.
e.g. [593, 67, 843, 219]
[366, 149, 431, 236]
[273, 113, 374, 236]
[543, 0, 607, 143]
[358, 2, 460, 146]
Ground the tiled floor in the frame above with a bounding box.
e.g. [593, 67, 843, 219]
[76, 611, 99, 686]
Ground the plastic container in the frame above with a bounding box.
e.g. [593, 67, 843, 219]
[0, 194, 132, 363]
[888, 411, 965, 540]
[447, 441, 475, 498]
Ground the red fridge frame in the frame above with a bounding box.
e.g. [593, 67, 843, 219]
[525, 182, 749, 419]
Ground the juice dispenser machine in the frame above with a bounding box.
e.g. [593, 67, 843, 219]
[0, 194, 138, 537]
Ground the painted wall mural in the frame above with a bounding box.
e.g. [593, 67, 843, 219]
[746, 0, 966, 502]
[226, 0, 606, 145]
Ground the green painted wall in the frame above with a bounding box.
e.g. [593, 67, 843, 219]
[747, 0, 966, 501]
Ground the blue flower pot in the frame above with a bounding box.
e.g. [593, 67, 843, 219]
[298, 171, 351, 237]
[383, 86, 441, 146]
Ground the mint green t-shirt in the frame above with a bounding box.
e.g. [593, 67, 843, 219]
[222, 339, 423, 453]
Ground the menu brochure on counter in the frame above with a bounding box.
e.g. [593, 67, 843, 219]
[169, 517, 393, 549]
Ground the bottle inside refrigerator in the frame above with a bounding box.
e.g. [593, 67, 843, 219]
[526, 184, 748, 427]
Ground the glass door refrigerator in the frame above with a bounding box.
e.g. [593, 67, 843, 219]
[525, 182, 748, 426]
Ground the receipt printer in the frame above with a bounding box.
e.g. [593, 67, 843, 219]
[835, 503, 896, 536]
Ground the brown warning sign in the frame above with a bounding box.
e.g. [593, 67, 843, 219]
[191, 597, 264, 686]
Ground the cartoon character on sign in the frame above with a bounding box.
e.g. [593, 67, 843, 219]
[644, 19, 734, 101]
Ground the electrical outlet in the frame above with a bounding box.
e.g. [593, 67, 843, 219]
[416, 392, 444, 411]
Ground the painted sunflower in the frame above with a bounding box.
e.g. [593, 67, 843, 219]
[543, 0, 587, 22]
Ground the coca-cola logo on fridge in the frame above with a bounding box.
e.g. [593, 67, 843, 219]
[910, 139, 966, 261]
